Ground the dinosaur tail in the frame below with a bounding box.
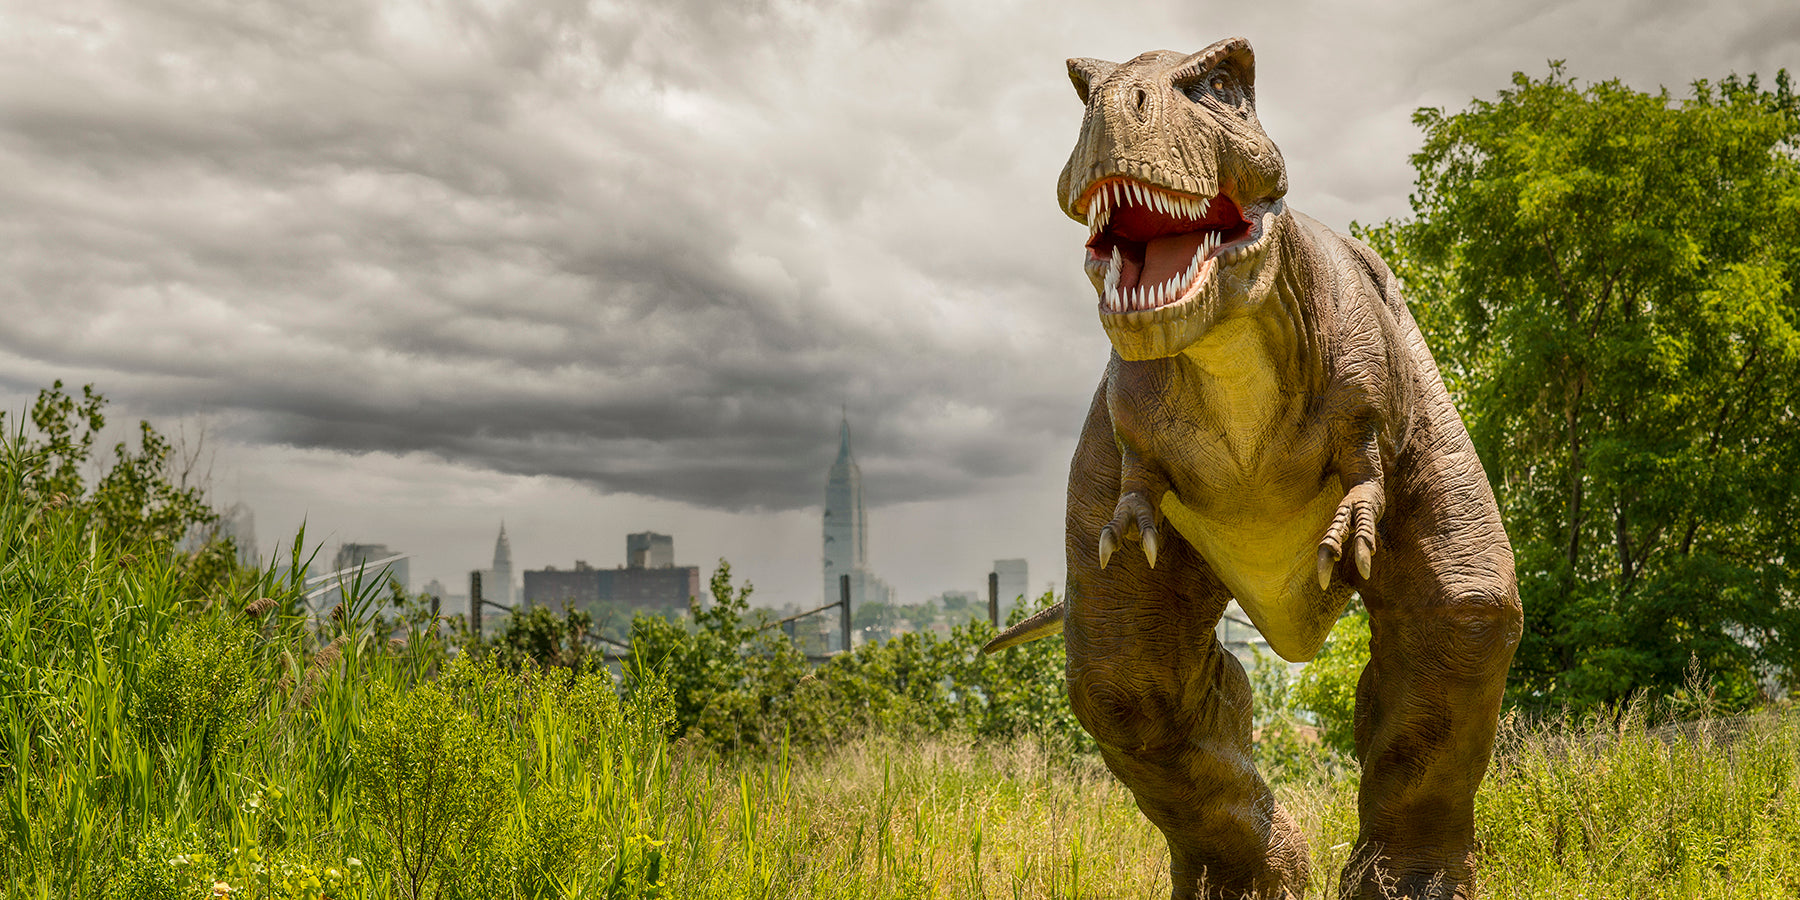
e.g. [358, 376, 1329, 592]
[981, 601, 1066, 654]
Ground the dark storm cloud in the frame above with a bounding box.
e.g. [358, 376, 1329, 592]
[3, 0, 1793, 513]
[0, 0, 1094, 511]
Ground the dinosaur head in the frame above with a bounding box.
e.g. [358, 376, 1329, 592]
[1056, 38, 1289, 360]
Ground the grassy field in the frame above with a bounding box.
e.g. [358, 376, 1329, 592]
[4, 451, 1800, 899]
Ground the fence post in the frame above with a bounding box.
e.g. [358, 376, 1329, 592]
[470, 570, 483, 645]
[840, 573, 852, 653]
[988, 571, 999, 629]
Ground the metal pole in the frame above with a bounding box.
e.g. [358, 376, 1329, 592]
[470, 570, 483, 644]
[840, 573, 852, 653]
[988, 570, 999, 629]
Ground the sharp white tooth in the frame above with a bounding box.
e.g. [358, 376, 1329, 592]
[1132, 183, 1145, 206]
[1105, 246, 1122, 308]
[1200, 197, 1210, 217]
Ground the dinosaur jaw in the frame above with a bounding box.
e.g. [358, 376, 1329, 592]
[1078, 178, 1280, 360]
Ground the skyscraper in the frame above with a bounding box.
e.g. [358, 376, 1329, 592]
[823, 414, 893, 647]
[491, 522, 513, 607]
[823, 416, 867, 599]
[479, 522, 514, 607]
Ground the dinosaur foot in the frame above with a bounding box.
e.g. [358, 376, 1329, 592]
[1317, 485, 1379, 589]
[1099, 491, 1160, 569]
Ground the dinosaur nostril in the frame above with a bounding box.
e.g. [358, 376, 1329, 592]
[1134, 88, 1147, 111]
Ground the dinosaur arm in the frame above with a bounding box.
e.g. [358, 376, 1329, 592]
[1317, 412, 1387, 589]
[1099, 439, 1170, 569]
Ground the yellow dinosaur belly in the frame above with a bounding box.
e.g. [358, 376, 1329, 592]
[1159, 485, 1347, 662]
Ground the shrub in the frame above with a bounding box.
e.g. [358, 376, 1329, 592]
[354, 658, 508, 900]
[133, 619, 258, 770]
[1291, 605, 1371, 756]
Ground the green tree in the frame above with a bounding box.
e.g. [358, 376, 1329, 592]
[624, 559, 816, 751]
[1363, 65, 1800, 709]
[3, 380, 217, 546]
[1290, 606, 1370, 755]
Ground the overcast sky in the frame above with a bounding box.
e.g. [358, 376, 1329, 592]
[2, 0, 1795, 609]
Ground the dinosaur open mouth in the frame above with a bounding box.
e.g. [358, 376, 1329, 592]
[1081, 179, 1254, 314]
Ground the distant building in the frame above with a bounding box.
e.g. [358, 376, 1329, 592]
[627, 532, 673, 568]
[522, 535, 700, 617]
[992, 559, 1029, 611]
[476, 522, 515, 607]
[822, 414, 894, 649]
[333, 542, 409, 595]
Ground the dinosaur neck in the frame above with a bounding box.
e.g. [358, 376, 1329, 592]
[1175, 209, 1329, 400]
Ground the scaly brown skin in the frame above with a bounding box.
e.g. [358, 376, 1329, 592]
[986, 39, 1524, 899]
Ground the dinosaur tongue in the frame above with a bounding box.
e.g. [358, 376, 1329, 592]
[1140, 231, 1210, 288]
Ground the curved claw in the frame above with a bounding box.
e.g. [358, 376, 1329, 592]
[1100, 490, 1161, 569]
[1320, 484, 1381, 586]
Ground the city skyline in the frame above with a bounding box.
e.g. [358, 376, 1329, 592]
[293, 418, 1037, 610]
[3, 0, 1791, 610]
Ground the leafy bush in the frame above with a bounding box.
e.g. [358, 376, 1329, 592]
[1290, 605, 1371, 756]
[355, 659, 508, 900]
[133, 619, 259, 770]
[622, 563, 1087, 756]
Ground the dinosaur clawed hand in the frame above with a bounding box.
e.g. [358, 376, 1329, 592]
[1317, 483, 1381, 589]
[1099, 491, 1161, 569]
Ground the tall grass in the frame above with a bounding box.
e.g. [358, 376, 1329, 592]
[4, 434, 1798, 898]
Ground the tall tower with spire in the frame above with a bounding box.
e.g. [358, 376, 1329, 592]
[491, 522, 514, 607]
[823, 416, 867, 607]
[823, 414, 892, 647]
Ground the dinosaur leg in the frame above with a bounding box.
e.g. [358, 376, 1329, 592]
[1063, 383, 1310, 900]
[1341, 485, 1522, 899]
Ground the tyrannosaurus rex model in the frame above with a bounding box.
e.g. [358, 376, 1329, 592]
[985, 38, 1523, 899]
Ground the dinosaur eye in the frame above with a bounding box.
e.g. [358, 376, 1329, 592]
[1209, 71, 1240, 106]
[1184, 69, 1242, 108]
